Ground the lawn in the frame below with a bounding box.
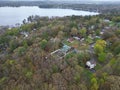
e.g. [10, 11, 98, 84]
[63, 39, 89, 50]
[63, 39, 80, 48]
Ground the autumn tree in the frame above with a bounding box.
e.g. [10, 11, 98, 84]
[57, 31, 64, 40]
[79, 27, 87, 37]
[112, 55, 120, 75]
[70, 27, 78, 36]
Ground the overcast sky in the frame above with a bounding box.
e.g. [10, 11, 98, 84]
[1, 0, 120, 2]
[2, 0, 120, 1]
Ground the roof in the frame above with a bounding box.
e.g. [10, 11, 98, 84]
[86, 60, 96, 69]
[67, 38, 74, 43]
[73, 36, 80, 40]
[61, 45, 71, 53]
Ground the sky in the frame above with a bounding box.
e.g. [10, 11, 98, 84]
[1, 0, 120, 2]
[2, 0, 120, 1]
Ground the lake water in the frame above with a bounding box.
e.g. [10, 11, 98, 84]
[0, 6, 99, 26]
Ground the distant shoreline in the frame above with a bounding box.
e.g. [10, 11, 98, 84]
[0, 1, 120, 15]
[0, 6, 99, 27]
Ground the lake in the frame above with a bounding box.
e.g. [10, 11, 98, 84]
[0, 6, 99, 26]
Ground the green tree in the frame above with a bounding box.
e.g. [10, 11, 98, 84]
[94, 44, 104, 54]
[94, 39, 106, 55]
[40, 39, 48, 50]
[98, 52, 107, 63]
[52, 64, 59, 73]
[6, 28, 19, 36]
[74, 72, 81, 83]
[22, 40, 28, 48]
[112, 55, 120, 75]
[9, 39, 19, 52]
[96, 40, 106, 48]
[113, 45, 120, 55]
[91, 77, 99, 90]
[79, 28, 87, 37]
[0, 35, 10, 44]
[95, 29, 100, 36]
[17, 46, 26, 56]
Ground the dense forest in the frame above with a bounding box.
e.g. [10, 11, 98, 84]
[0, 14, 120, 90]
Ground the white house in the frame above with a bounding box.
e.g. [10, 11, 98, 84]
[73, 36, 80, 41]
[20, 32, 29, 38]
[86, 60, 96, 69]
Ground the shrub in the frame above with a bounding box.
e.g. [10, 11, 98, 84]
[98, 52, 107, 63]
[52, 64, 59, 73]
[25, 71, 33, 79]
[17, 47, 26, 56]
[9, 40, 19, 52]
[40, 39, 48, 50]
[6, 28, 19, 36]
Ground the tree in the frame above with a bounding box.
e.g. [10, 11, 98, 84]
[113, 45, 120, 55]
[57, 31, 64, 40]
[94, 44, 104, 54]
[52, 64, 59, 73]
[94, 39, 106, 55]
[96, 40, 106, 49]
[23, 19, 27, 24]
[95, 29, 100, 36]
[27, 16, 33, 22]
[6, 28, 19, 36]
[74, 72, 81, 83]
[40, 39, 48, 50]
[9, 39, 19, 52]
[70, 27, 78, 36]
[79, 28, 87, 37]
[0, 35, 10, 44]
[17, 47, 26, 56]
[112, 55, 120, 75]
[22, 40, 28, 48]
[112, 16, 120, 22]
[77, 53, 85, 66]
[90, 77, 99, 90]
[98, 52, 107, 63]
[102, 76, 120, 90]
[86, 36, 93, 44]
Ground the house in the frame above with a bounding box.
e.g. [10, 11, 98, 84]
[20, 32, 29, 38]
[90, 25, 95, 29]
[91, 44, 95, 48]
[33, 28, 37, 31]
[51, 49, 65, 59]
[60, 45, 71, 53]
[104, 26, 110, 30]
[103, 19, 110, 23]
[95, 36, 101, 39]
[72, 48, 79, 53]
[100, 31, 104, 35]
[73, 36, 80, 41]
[51, 45, 71, 59]
[86, 60, 96, 69]
[80, 38, 85, 42]
[67, 38, 74, 43]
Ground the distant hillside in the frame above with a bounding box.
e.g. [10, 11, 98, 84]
[1, 0, 120, 4]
